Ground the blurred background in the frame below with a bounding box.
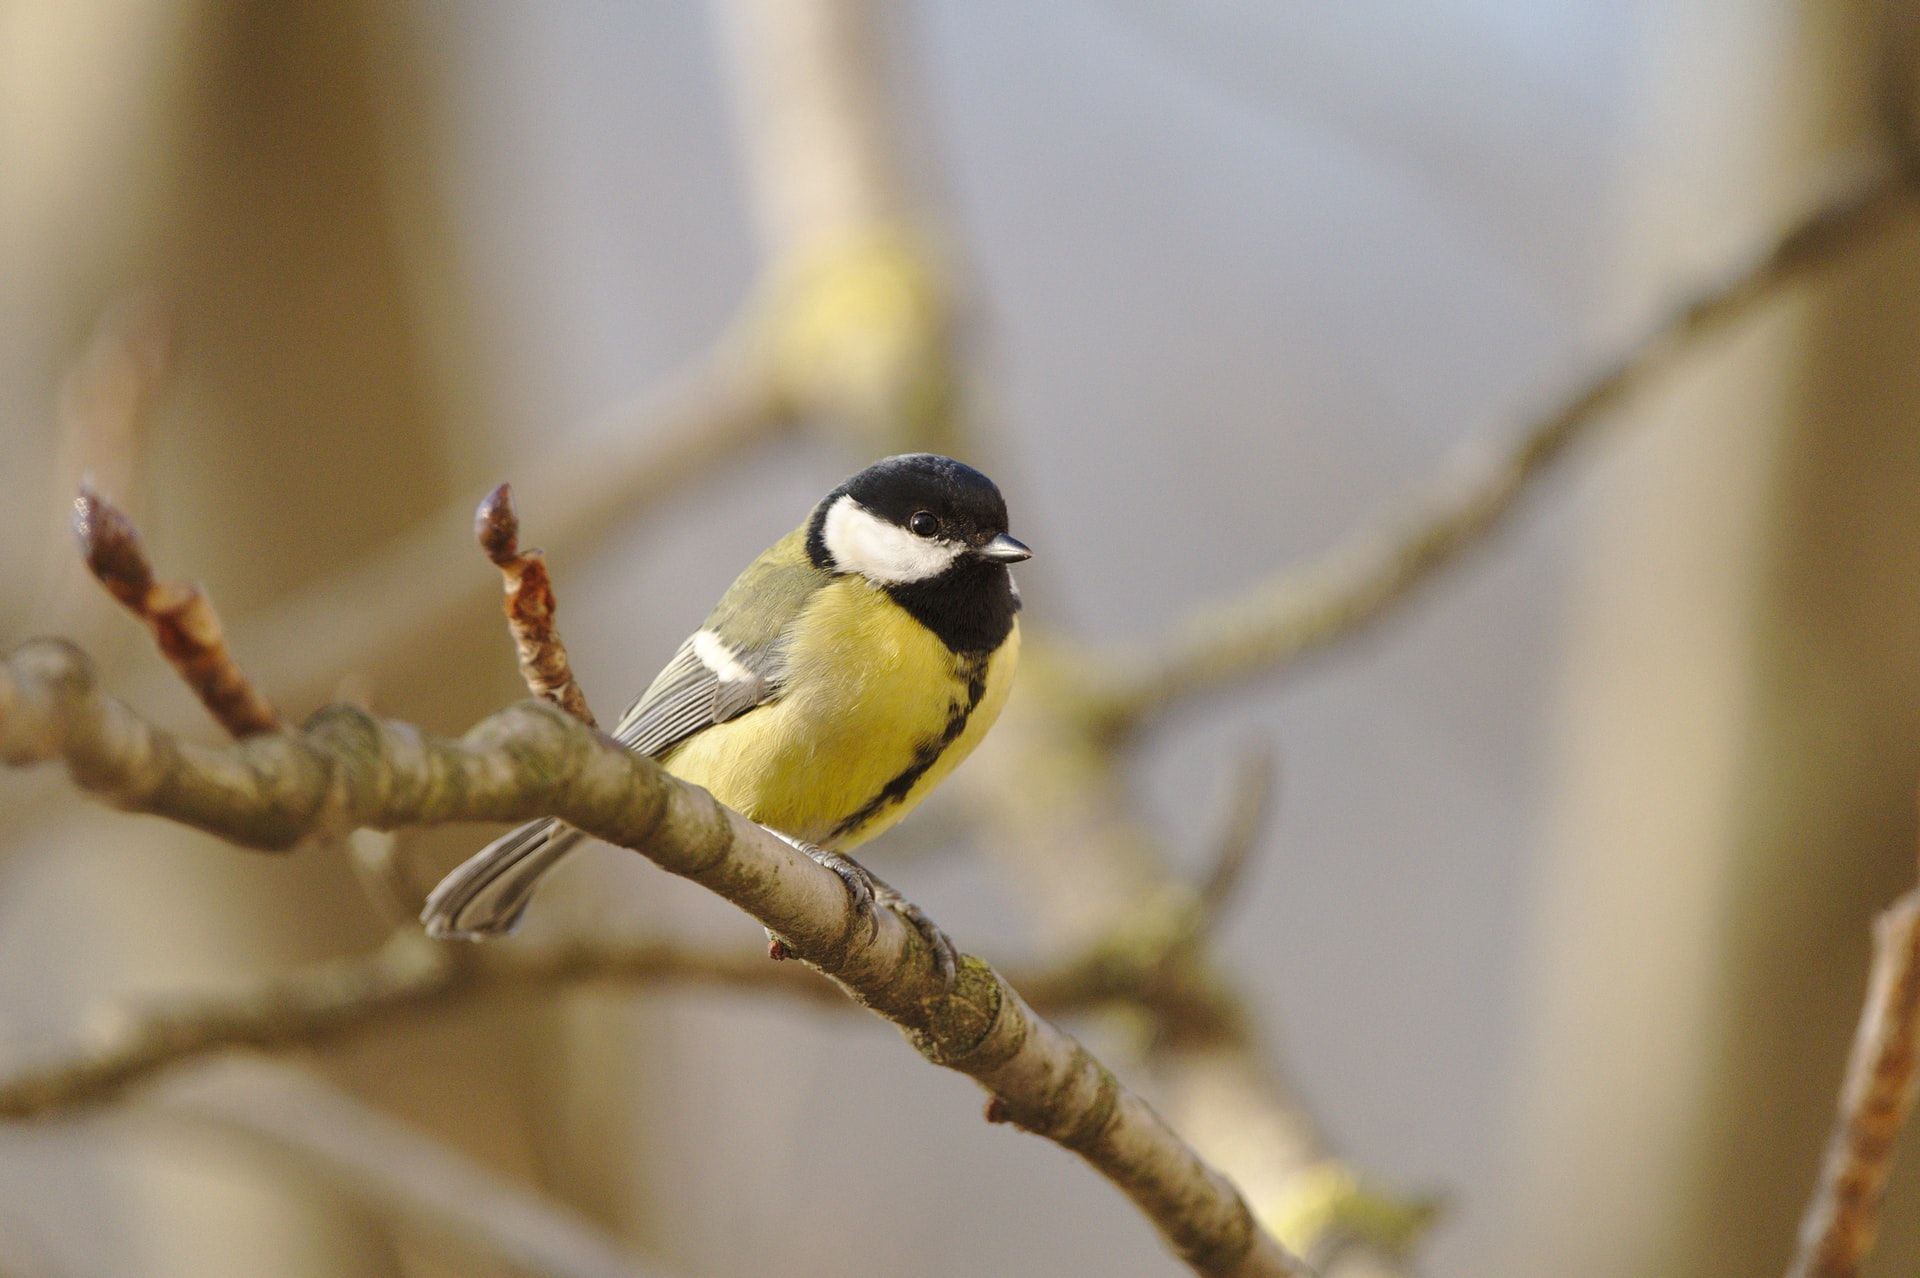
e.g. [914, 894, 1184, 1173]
[4, 2, 1920, 1275]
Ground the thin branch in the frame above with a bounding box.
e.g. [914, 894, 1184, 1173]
[155, 1062, 680, 1278]
[71, 486, 281, 737]
[1788, 888, 1920, 1278]
[0, 639, 1304, 1278]
[0, 931, 848, 1120]
[1104, 744, 1284, 1006]
[0, 917, 1209, 1126]
[1015, 746, 1281, 1012]
[0, 931, 452, 1118]
[1080, 159, 1918, 740]
[1197, 742, 1280, 930]
[475, 483, 595, 727]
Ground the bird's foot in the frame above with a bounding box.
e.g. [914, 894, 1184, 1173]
[771, 834, 958, 992]
[869, 875, 959, 994]
[803, 844, 880, 940]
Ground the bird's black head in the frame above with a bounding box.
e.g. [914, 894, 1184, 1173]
[806, 454, 1030, 584]
[806, 454, 1029, 653]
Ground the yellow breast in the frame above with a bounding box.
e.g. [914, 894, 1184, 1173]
[658, 577, 1018, 848]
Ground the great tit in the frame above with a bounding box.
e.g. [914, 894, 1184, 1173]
[421, 453, 1030, 972]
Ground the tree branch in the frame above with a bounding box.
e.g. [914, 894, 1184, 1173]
[475, 483, 595, 726]
[72, 485, 281, 737]
[1788, 887, 1920, 1278]
[0, 930, 853, 1121]
[1196, 742, 1280, 932]
[0, 919, 1201, 1126]
[1077, 159, 1918, 741]
[0, 894, 1255, 1128]
[0, 639, 1304, 1278]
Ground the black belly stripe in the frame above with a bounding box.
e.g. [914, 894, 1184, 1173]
[829, 654, 989, 843]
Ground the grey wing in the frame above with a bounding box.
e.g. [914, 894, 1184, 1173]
[610, 631, 784, 759]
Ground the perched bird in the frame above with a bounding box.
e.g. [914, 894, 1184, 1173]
[421, 453, 1030, 980]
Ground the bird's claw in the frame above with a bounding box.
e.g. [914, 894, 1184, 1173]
[874, 884, 959, 993]
[804, 844, 881, 945]
[782, 836, 958, 992]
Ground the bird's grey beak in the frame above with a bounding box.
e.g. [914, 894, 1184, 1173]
[978, 533, 1032, 563]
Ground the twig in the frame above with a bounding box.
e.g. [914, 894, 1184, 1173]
[1080, 159, 1919, 740]
[0, 931, 453, 1118]
[1787, 888, 1920, 1278]
[1115, 744, 1283, 1003]
[0, 920, 1200, 1125]
[154, 1062, 680, 1278]
[1020, 745, 1281, 1010]
[0, 931, 847, 1120]
[0, 914, 1268, 1126]
[71, 486, 280, 737]
[476, 483, 595, 726]
[0, 639, 1304, 1278]
[1197, 742, 1280, 929]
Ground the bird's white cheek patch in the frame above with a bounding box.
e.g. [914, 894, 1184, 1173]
[821, 495, 961, 584]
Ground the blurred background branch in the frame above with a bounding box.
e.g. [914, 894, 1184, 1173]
[0, 933, 833, 1121]
[1069, 155, 1918, 743]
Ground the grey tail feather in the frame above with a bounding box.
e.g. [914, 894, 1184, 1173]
[420, 819, 586, 939]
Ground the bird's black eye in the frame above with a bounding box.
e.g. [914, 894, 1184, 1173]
[908, 511, 939, 538]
